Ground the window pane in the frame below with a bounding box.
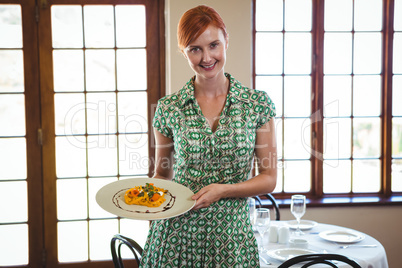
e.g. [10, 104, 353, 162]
[0, 50, 24, 93]
[51, 6, 83, 48]
[324, 0, 352, 31]
[118, 92, 148, 133]
[353, 117, 381, 158]
[120, 218, 149, 248]
[324, 33, 352, 74]
[284, 0, 312, 31]
[84, 6, 114, 48]
[58, 221, 88, 262]
[255, 76, 283, 117]
[323, 160, 351, 193]
[256, 33, 283, 75]
[86, 93, 117, 134]
[0, 224, 28, 266]
[119, 134, 149, 175]
[392, 159, 402, 191]
[323, 118, 351, 159]
[275, 118, 283, 160]
[53, 50, 84, 92]
[283, 160, 311, 192]
[353, 159, 380, 192]
[256, 0, 283, 31]
[323, 75, 351, 117]
[393, 75, 402, 116]
[0, 94, 25, 136]
[284, 118, 311, 159]
[88, 177, 117, 219]
[284, 76, 311, 117]
[354, 0, 382, 31]
[0, 138, 26, 180]
[89, 219, 118, 260]
[57, 179, 87, 220]
[116, 49, 147, 91]
[87, 135, 118, 176]
[395, 0, 402, 31]
[393, 33, 402, 74]
[54, 93, 86, 135]
[393, 118, 402, 157]
[116, 5, 146, 47]
[353, 33, 382, 74]
[353, 75, 381, 116]
[0, 5, 22, 48]
[85, 49, 116, 91]
[284, 33, 311, 74]
[0, 181, 27, 222]
[56, 136, 87, 178]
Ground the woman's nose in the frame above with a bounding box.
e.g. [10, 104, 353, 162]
[202, 50, 212, 62]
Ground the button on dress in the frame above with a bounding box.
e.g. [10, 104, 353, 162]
[140, 73, 276, 268]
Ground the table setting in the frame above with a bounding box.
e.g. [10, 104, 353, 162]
[249, 195, 389, 268]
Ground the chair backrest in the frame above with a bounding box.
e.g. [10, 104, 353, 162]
[254, 193, 281, 220]
[111, 234, 143, 268]
[277, 253, 362, 268]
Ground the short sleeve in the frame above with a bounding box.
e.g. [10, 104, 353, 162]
[256, 91, 276, 129]
[152, 99, 174, 139]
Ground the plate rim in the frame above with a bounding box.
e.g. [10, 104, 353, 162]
[266, 247, 317, 261]
[285, 219, 318, 230]
[318, 229, 365, 244]
[96, 177, 196, 220]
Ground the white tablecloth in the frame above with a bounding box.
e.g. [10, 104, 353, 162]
[258, 221, 389, 268]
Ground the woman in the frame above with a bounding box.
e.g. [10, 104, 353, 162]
[140, 5, 277, 267]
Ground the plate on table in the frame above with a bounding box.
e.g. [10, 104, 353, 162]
[319, 230, 365, 243]
[266, 248, 317, 262]
[96, 178, 196, 220]
[285, 220, 318, 230]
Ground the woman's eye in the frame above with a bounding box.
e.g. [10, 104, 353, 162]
[210, 42, 219, 48]
[190, 47, 200, 53]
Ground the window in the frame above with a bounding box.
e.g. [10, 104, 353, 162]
[0, 0, 164, 267]
[254, 0, 402, 198]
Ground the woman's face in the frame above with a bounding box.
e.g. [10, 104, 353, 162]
[183, 25, 228, 81]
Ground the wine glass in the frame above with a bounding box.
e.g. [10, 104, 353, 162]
[290, 195, 306, 236]
[255, 208, 270, 253]
[247, 197, 256, 225]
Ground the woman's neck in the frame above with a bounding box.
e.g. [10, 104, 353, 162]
[194, 73, 229, 98]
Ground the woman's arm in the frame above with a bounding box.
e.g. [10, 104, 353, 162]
[152, 128, 175, 180]
[192, 118, 277, 209]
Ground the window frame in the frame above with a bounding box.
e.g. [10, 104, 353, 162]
[252, 0, 402, 204]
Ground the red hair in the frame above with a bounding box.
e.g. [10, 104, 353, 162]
[177, 5, 228, 51]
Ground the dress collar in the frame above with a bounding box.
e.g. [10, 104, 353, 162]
[178, 73, 253, 108]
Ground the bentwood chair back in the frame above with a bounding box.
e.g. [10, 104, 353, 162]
[277, 253, 362, 268]
[254, 193, 281, 220]
[111, 234, 143, 268]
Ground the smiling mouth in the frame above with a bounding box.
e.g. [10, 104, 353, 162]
[200, 62, 216, 70]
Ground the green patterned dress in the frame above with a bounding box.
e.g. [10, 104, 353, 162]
[140, 73, 276, 268]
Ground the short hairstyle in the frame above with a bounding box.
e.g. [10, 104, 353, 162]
[177, 5, 228, 51]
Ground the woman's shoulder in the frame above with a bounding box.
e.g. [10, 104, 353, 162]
[227, 73, 272, 105]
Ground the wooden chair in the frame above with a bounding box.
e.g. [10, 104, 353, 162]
[254, 193, 281, 220]
[278, 253, 362, 268]
[111, 234, 143, 268]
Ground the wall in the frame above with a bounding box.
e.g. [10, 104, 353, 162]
[165, 1, 402, 267]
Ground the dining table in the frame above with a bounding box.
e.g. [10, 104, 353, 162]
[257, 220, 389, 268]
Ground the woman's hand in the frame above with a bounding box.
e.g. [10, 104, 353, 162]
[191, 184, 229, 210]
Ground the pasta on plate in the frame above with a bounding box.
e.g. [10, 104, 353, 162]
[124, 183, 167, 207]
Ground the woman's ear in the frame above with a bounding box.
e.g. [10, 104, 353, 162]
[225, 34, 229, 50]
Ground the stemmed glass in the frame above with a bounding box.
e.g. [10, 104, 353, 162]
[290, 195, 306, 236]
[255, 208, 270, 253]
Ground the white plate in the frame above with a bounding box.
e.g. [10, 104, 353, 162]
[319, 230, 365, 244]
[285, 220, 318, 230]
[96, 178, 196, 220]
[266, 248, 317, 262]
